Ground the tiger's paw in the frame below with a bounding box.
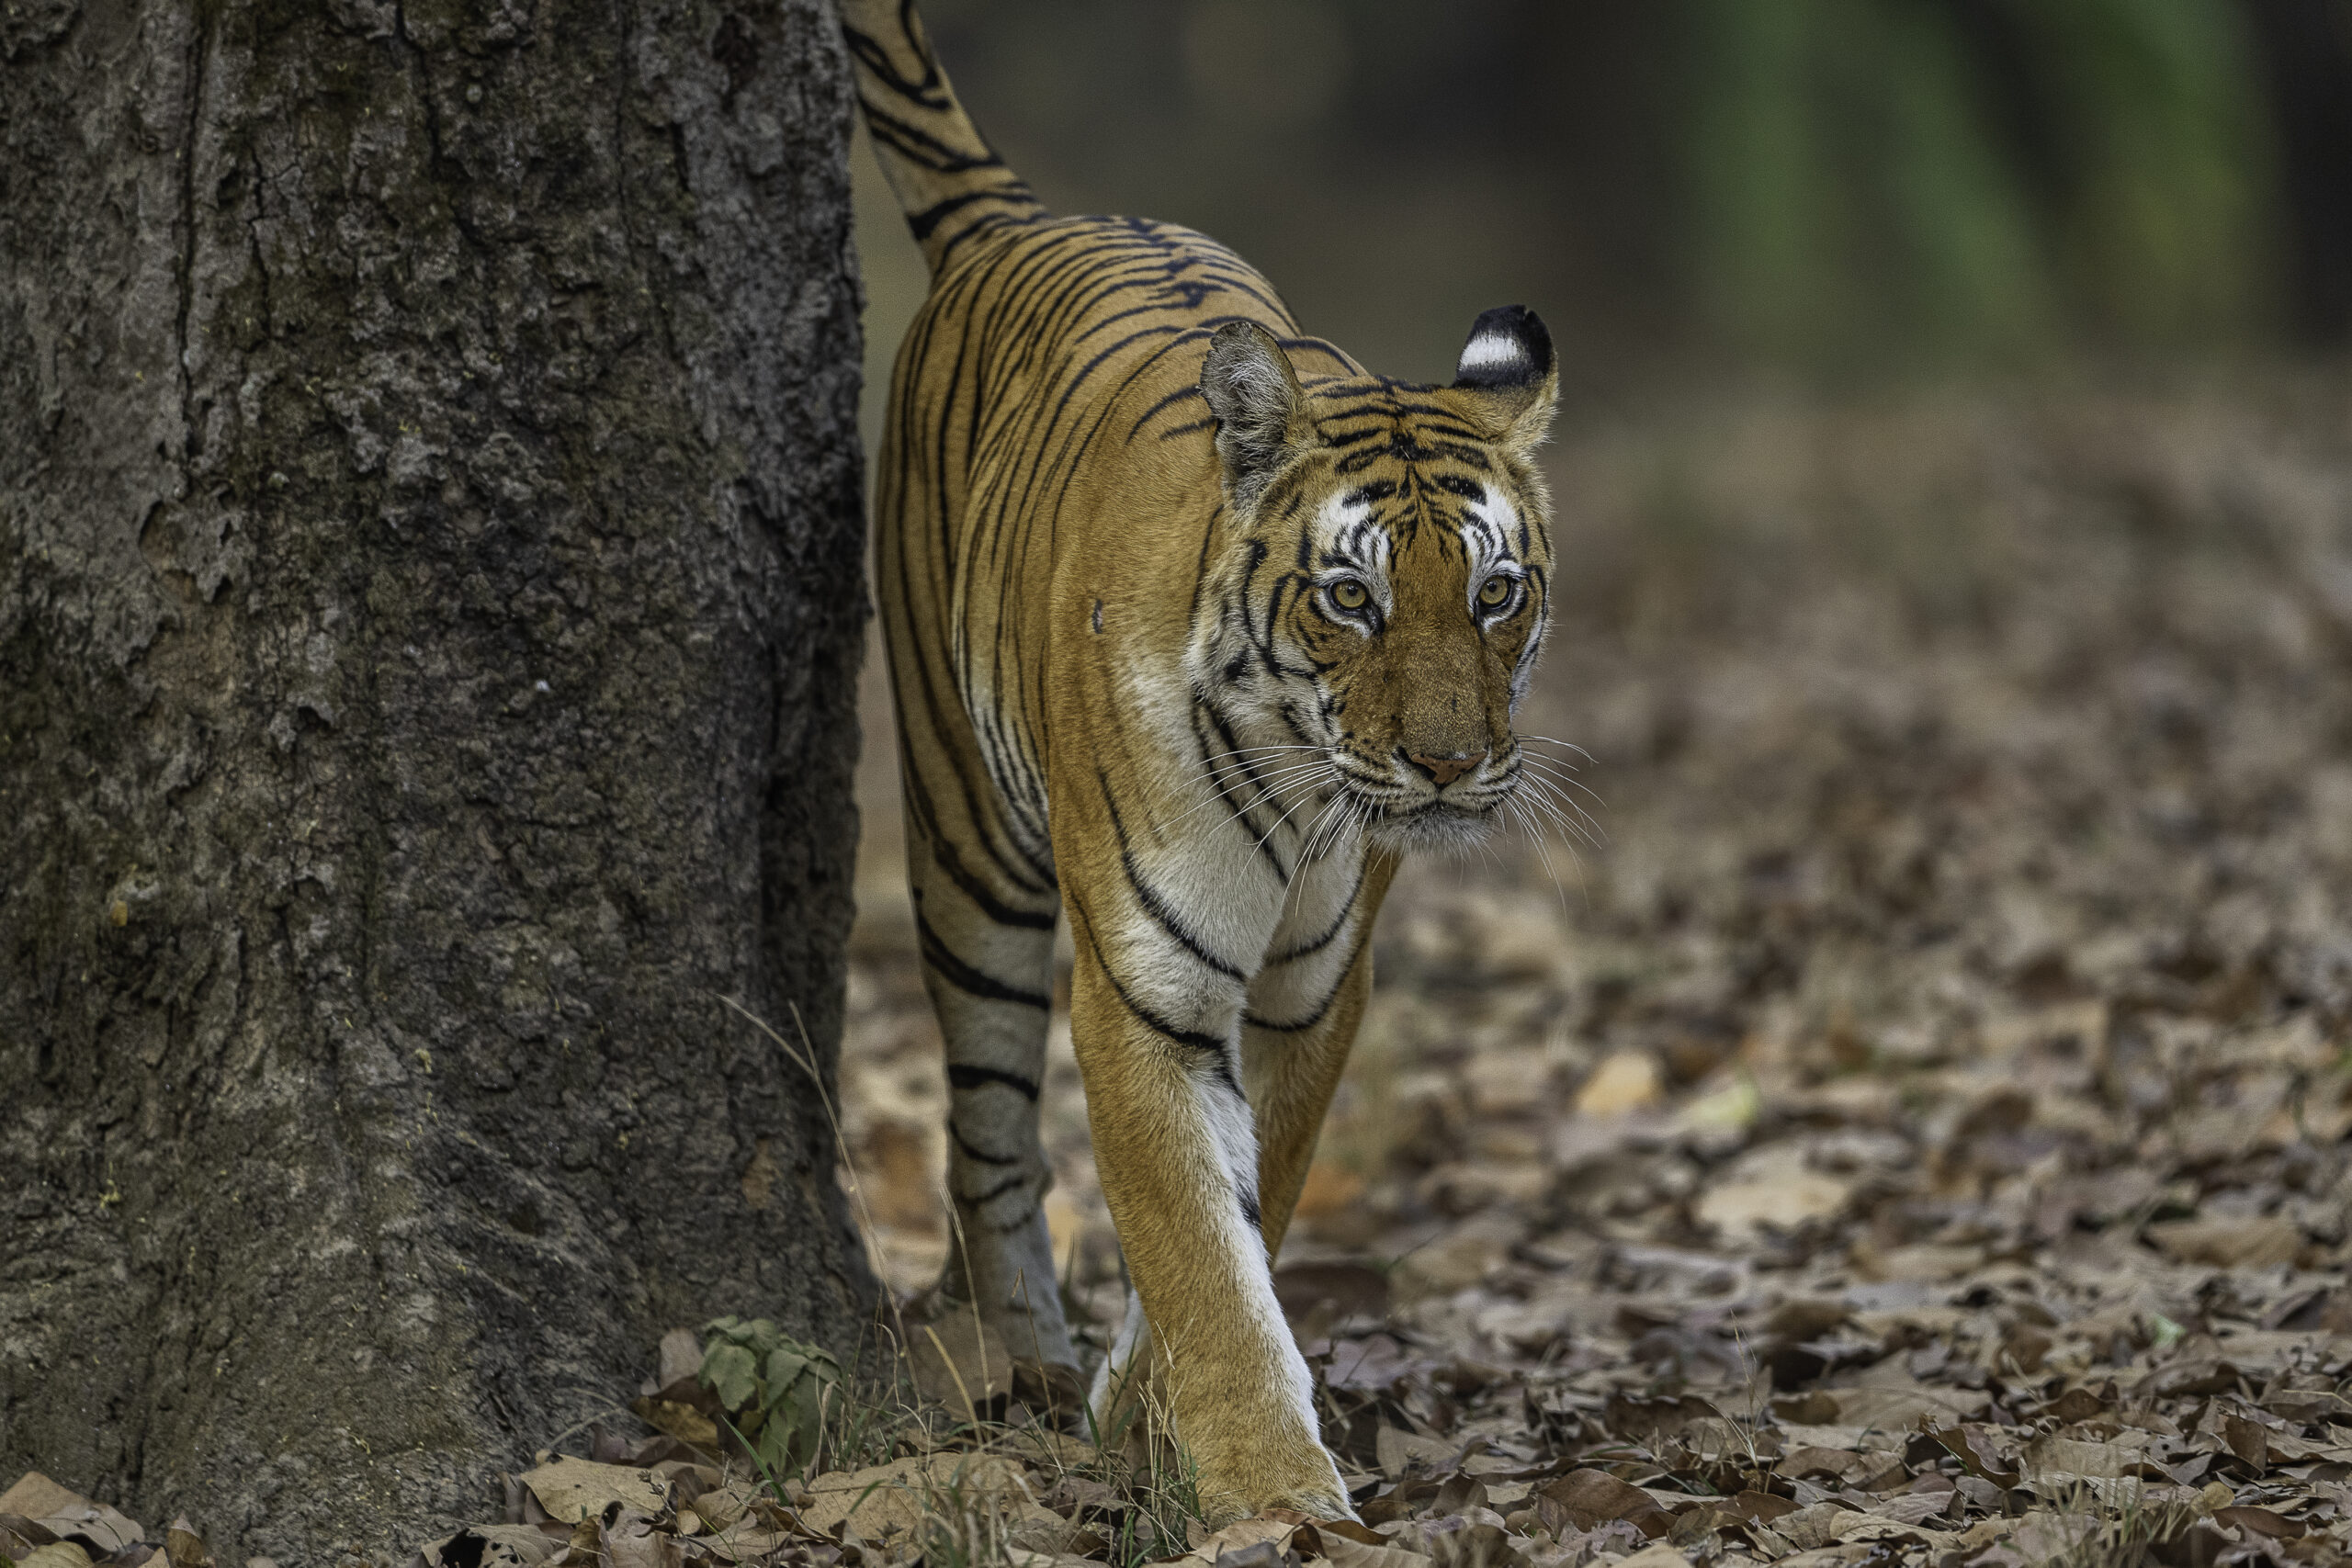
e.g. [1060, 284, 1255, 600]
[1193, 1456, 1359, 1529]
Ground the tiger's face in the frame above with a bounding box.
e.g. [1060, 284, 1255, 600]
[1196, 310, 1560, 852]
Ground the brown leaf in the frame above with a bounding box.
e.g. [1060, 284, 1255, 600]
[800, 1453, 1043, 1542]
[1575, 1051, 1662, 1116]
[628, 1398, 719, 1451]
[1833, 1380, 1992, 1429]
[1604, 1393, 1724, 1444]
[1722, 1491, 1801, 1525]
[2040, 1387, 2107, 1424]
[1771, 1392, 1841, 1426]
[1327, 1337, 1420, 1396]
[17, 1542, 95, 1568]
[1314, 1519, 1433, 1568]
[1934, 1425, 2021, 1489]
[0, 1481, 82, 1527]
[0, 1475, 143, 1559]
[1775, 1446, 1860, 1483]
[1168, 1516, 1306, 1568]
[2149, 1359, 2241, 1400]
[164, 1517, 213, 1568]
[1832, 1513, 1957, 1549]
[1765, 1299, 1852, 1340]
[1375, 1428, 1459, 1482]
[1694, 1146, 1853, 1243]
[2222, 1415, 2270, 1472]
[1274, 1261, 1392, 1324]
[1422, 1521, 1530, 1568]
[1535, 1471, 1670, 1536]
[519, 1458, 670, 1525]
[2215, 1507, 2303, 1540]
[2148, 1218, 2302, 1269]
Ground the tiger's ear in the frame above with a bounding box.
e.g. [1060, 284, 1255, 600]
[1201, 321, 1315, 516]
[1451, 305, 1557, 457]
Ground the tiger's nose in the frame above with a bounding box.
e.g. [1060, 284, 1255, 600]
[1406, 749, 1487, 788]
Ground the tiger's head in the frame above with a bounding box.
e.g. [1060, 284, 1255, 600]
[1193, 308, 1560, 853]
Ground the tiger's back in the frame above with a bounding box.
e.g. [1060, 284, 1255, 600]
[876, 211, 1360, 865]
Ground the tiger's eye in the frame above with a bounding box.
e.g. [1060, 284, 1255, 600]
[1330, 579, 1369, 611]
[1478, 575, 1512, 607]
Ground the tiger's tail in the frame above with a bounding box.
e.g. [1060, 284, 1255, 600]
[839, 0, 1046, 276]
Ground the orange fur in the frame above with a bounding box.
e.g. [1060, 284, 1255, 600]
[842, 0, 1558, 1520]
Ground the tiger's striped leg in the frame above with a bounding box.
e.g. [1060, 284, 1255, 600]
[1241, 936, 1381, 1265]
[1065, 907, 1349, 1525]
[901, 798, 1075, 1370]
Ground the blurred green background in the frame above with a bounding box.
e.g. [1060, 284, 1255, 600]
[852, 0, 2350, 413]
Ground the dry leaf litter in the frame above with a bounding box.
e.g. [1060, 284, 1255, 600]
[11, 387, 2352, 1568]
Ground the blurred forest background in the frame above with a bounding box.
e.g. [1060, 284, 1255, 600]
[854, 0, 2352, 407]
[836, 0, 2352, 1421]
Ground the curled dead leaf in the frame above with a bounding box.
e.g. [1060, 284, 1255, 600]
[518, 1457, 670, 1525]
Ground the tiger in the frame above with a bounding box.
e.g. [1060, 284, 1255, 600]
[840, 0, 1560, 1524]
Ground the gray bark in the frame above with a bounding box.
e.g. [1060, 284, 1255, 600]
[0, 0, 874, 1561]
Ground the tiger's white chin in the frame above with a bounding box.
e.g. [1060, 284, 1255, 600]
[1362, 799, 1502, 854]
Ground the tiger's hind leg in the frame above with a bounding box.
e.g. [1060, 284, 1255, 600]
[899, 762, 1075, 1371]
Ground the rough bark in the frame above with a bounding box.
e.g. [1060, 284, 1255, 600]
[0, 1, 874, 1560]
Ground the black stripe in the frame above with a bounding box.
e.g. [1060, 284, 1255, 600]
[918, 911, 1052, 1009]
[903, 766, 1058, 925]
[1069, 897, 1230, 1055]
[947, 1064, 1042, 1100]
[950, 1122, 1025, 1166]
[1193, 699, 1293, 881]
[1262, 862, 1366, 964]
[1100, 771, 1247, 980]
[1246, 922, 1376, 1033]
[910, 189, 1028, 243]
[965, 1171, 1030, 1204]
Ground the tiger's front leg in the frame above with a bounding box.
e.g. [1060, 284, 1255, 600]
[1063, 898, 1351, 1525]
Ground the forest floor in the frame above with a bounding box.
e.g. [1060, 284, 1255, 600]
[14, 379, 2352, 1568]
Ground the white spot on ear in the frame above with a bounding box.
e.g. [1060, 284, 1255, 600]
[1457, 333, 1525, 373]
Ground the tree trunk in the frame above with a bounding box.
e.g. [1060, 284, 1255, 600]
[0, 1, 873, 1561]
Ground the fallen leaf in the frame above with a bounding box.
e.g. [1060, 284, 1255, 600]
[0, 1478, 83, 1523]
[1375, 1427, 1458, 1481]
[1935, 1425, 2021, 1488]
[1315, 1529, 1433, 1568]
[2215, 1506, 2303, 1540]
[165, 1516, 214, 1568]
[1536, 1471, 1670, 1536]
[518, 1457, 670, 1525]
[0, 1475, 141, 1561]
[2147, 1217, 2302, 1269]
[1849, 1241, 1986, 1282]
[17, 1543, 94, 1568]
[1295, 1163, 1369, 1220]
[1833, 1514, 1956, 1548]
[1831, 1382, 1989, 1431]
[1169, 1515, 1306, 1568]
[1779, 1446, 1865, 1480]
[1574, 1051, 1662, 1116]
[1694, 1146, 1852, 1243]
[800, 1453, 1044, 1541]
[417, 1525, 559, 1567]
[2222, 1415, 2270, 1472]
[1274, 1260, 1392, 1323]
